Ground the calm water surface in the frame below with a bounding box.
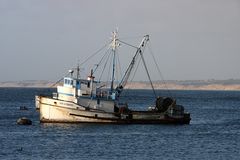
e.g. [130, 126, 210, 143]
[0, 88, 240, 160]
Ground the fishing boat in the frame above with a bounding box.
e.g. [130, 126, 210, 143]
[35, 31, 191, 124]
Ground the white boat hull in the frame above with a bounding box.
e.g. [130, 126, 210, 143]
[36, 96, 191, 124]
[37, 96, 120, 123]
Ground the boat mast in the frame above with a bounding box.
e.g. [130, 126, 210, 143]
[75, 64, 80, 97]
[76, 63, 80, 80]
[87, 69, 95, 98]
[110, 30, 119, 93]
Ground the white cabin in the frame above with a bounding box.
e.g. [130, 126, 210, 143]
[54, 77, 97, 101]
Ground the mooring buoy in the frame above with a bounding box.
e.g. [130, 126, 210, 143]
[17, 117, 32, 125]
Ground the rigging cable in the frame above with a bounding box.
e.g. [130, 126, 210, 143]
[107, 52, 114, 88]
[50, 41, 111, 88]
[79, 41, 111, 66]
[139, 50, 157, 98]
[117, 39, 138, 49]
[118, 35, 143, 40]
[116, 50, 123, 85]
[98, 49, 112, 82]
[148, 40, 172, 98]
[93, 48, 112, 74]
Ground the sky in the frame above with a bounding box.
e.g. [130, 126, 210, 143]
[0, 0, 240, 82]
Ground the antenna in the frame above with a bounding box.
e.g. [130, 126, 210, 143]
[110, 29, 120, 51]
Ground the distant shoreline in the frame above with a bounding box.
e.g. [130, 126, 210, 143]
[1, 80, 240, 91]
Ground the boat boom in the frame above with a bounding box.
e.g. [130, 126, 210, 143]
[116, 35, 149, 97]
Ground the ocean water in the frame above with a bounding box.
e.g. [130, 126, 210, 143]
[0, 88, 240, 160]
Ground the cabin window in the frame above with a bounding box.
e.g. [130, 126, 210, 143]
[87, 82, 90, 88]
[64, 78, 73, 86]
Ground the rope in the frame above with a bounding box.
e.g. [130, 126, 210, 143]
[148, 40, 172, 97]
[79, 41, 111, 66]
[49, 41, 110, 88]
[139, 51, 157, 98]
[118, 35, 143, 40]
[93, 48, 112, 74]
[116, 50, 123, 84]
[117, 39, 138, 49]
[99, 49, 112, 81]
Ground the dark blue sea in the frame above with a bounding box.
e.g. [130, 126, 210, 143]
[0, 88, 240, 160]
